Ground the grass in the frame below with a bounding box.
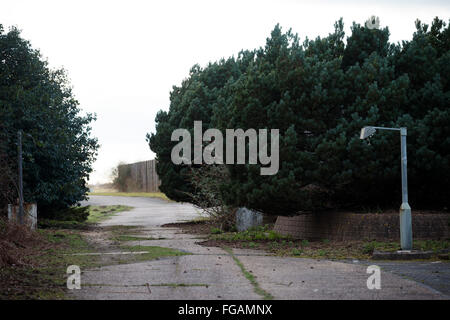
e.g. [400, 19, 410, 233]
[274, 239, 450, 260]
[1, 228, 97, 299]
[149, 283, 208, 287]
[200, 226, 450, 260]
[104, 225, 148, 242]
[1, 224, 189, 299]
[82, 282, 208, 288]
[86, 205, 133, 223]
[362, 239, 450, 255]
[224, 247, 273, 300]
[111, 235, 162, 242]
[88, 192, 170, 201]
[105, 245, 190, 264]
[38, 205, 134, 229]
[210, 227, 222, 234]
[211, 225, 290, 242]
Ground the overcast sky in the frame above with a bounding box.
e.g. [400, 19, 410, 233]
[1, 0, 449, 184]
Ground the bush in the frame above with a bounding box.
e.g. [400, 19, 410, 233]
[42, 206, 90, 223]
[186, 165, 236, 231]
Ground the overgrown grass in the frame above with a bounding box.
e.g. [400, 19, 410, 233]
[1, 224, 189, 299]
[88, 192, 170, 201]
[86, 205, 133, 223]
[1, 228, 96, 299]
[200, 222, 450, 260]
[38, 205, 134, 229]
[211, 225, 290, 241]
[265, 239, 450, 260]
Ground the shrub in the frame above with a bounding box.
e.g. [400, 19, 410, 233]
[42, 206, 90, 222]
[186, 166, 236, 231]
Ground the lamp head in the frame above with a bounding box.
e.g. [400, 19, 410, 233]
[360, 126, 376, 139]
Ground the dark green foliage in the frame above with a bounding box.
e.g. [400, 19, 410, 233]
[113, 163, 131, 192]
[0, 25, 98, 217]
[149, 18, 450, 214]
[342, 22, 390, 69]
[40, 206, 90, 222]
[147, 53, 255, 201]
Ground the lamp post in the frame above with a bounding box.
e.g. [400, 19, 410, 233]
[360, 126, 412, 250]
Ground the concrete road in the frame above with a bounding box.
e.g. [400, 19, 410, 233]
[80, 195, 203, 227]
[71, 195, 448, 300]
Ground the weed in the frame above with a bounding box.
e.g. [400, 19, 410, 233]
[223, 247, 273, 300]
[87, 205, 133, 223]
[210, 227, 222, 235]
[248, 242, 258, 248]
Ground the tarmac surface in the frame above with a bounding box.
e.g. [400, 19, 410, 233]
[70, 195, 449, 300]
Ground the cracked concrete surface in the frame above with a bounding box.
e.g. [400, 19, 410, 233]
[69, 195, 448, 300]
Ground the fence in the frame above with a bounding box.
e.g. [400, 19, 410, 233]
[117, 160, 160, 192]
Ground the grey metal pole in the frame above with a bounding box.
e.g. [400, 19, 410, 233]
[18, 130, 24, 225]
[399, 127, 412, 250]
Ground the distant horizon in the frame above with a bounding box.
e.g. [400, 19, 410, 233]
[1, 0, 448, 184]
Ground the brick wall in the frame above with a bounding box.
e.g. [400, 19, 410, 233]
[273, 212, 450, 241]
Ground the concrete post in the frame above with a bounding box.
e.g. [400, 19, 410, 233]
[399, 128, 412, 250]
[18, 130, 24, 225]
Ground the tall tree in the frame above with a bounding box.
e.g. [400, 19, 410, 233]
[148, 17, 450, 214]
[0, 25, 98, 216]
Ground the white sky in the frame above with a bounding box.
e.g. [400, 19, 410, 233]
[1, 0, 449, 184]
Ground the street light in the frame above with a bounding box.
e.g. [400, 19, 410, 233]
[360, 126, 412, 250]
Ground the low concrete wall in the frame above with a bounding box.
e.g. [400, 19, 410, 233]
[274, 212, 450, 241]
[7, 203, 37, 229]
[235, 207, 263, 231]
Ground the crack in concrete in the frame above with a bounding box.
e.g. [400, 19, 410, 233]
[224, 247, 274, 300]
